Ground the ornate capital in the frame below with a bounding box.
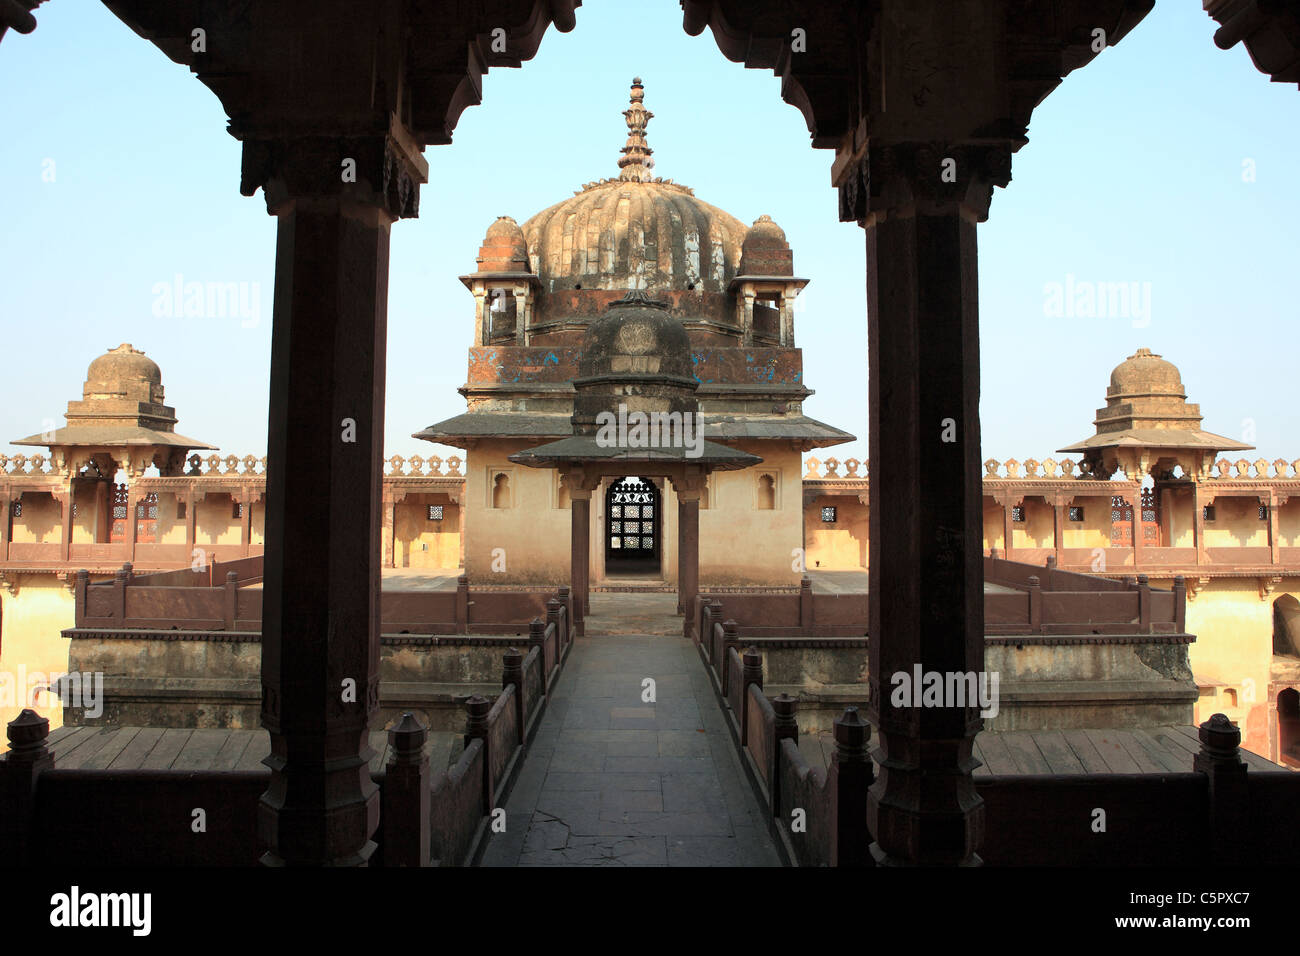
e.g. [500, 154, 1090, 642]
[239, 125, 428, 219]
[840, 140, 1016, 225]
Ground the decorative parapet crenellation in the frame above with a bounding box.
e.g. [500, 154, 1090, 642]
[802, 456, 1300, 482]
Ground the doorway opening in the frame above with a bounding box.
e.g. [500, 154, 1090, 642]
[605, 476, 660, 577]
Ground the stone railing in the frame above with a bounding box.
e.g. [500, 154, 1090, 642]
[384, 455, 463, 477]
[692, 629, 1300, 865]
[803, 455, 1300, 481]
[0, 452, 469, 479]
[1, 619, 572, 868]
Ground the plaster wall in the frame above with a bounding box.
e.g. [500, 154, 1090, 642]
[1145, 573, 1288, 757]
[698, 444, 801, 587]
[11, 493, 59, 543]
[464, 440, 571, 584]
[194, 496, 241, 546]
[1203, 495, 1269, 547]
[0, 577, 76, 733]
[802, 494, 868, 570]
[395, 496, 461, 568]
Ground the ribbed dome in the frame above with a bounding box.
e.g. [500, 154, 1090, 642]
[1107, 348, 1185, 398]
[522, 179, 745, 294]
[519, 78, 745, 295]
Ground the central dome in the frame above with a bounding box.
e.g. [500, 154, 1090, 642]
[520, 78, 745, 295]
[522, 180, 745, 294]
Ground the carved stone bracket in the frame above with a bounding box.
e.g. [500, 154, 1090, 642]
[1259, 575, 1284, 601]
[1186, 576, 1213, 602]
[239, 128, 428, 219]
[839, 140, 1016, 225]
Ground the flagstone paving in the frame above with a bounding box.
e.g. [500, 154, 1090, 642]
[480, 628, 781, 867]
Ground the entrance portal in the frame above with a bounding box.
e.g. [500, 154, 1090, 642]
[605, 476, 660, 576]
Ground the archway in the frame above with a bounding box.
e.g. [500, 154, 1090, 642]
[1273, 594, 1300, 657]
[605, 476, 660, 576]
[1279, 688, 1300, 768]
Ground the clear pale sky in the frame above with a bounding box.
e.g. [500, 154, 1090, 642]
[2, 1, 1298, 472]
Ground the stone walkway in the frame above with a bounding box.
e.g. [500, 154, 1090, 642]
[480, 614, 780, 866]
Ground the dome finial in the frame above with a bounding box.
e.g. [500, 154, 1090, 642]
[617, 77, 654, 182]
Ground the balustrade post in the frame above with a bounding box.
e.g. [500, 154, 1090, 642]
[113, 563, 130, 623]
[465, 694, 493, 816]
[546, 598, 562, 652]
[830, 706, 874, 867]
[1027, 575, 1042, 634]
[381, 712, 431, 867]
[1173, 576, 1187, 632]
[74, 569, 88, 628]
[799, 576, 813, 630]
[771, 693, 798, 815]
[0, 709, 53, 867]
[741, 646, 764, 747]
[1136, 574, 1151, 632]
[502, 647, 525, 747]
[223, 571, 239, 631]
[722, 619, 740, 697]
[528, 618, 546, 692]
[1193, 713, 1249, 865]
[456, 575, 469, 633]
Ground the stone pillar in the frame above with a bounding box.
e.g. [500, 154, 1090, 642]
[240, 493, 253, 557]
[570, 488, 590, 637]
[514, 288, 527, 346]
[1129, 489, 1143, 569]
[381, 492, 397, 569]
[1193, 482, 1206, 565]
[472, 287, 488, 346]
[94, 481, 110, 544]
[678, 489, 701, 640]
[126, 486, 141, 566]
[0, 491, 10, 561]
[1268, 491, 1280, 564]
[740, 289, 755, 346]
[1052, 498, 1066, 566]
[252, 131, 423, 867]
[185, 490, 198, 559]
[857, 150, 1003, 867]
[57, 487, 73, 562]
[1001, 500, 1015, 561]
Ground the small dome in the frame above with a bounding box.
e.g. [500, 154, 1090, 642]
[1108, 348, 1184, 398]
[572, 290, 698, 434]
[86, 344, 162, 388]
[476, 216, 529, 273]
[577, 291, 694, 382]
[739, 214, 793, 276]
[748, 214, 786, 242]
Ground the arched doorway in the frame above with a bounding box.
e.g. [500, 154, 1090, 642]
[605, 476, 660, 576]
[1279, 688, 1300, 769]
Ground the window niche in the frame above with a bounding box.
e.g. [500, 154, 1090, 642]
[490, 470, 513, 510]
[756, 473, 777, 511]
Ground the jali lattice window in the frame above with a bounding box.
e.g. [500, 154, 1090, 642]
[428, 505, 443, 521]
[821, 506, 837, 523]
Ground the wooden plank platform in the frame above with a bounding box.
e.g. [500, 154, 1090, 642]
[797, 726, 1292, 776]
[33, 727, 463, 774]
